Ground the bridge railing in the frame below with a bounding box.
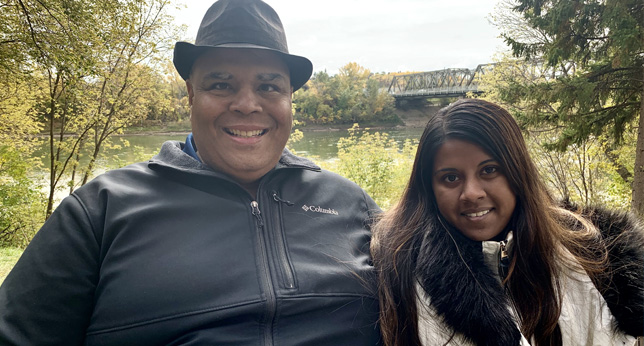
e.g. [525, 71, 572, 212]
[388, 63, 495, 98]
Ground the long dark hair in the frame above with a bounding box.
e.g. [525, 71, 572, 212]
[371, 98, 605, 345]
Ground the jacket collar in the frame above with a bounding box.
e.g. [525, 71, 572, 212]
[149, 140, 320, 176]
[415, 216, 522, 346]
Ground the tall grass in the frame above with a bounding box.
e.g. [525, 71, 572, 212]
[0, 247, 23, 286]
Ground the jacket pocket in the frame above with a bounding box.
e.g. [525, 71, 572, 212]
[271, 191, 298, 289]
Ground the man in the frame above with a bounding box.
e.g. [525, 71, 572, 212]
[0, 0, 381, 344]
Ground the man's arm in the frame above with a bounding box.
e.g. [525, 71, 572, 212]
[0, 195, 100, 345]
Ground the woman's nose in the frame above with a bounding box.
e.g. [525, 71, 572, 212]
[460, 178, 486, 202]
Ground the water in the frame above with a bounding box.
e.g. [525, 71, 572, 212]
[32, 127, 423, 205]
[288, 127, 424, 160]
[35, 127, 424, 169]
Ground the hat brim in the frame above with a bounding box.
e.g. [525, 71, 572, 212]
[173, 42, 313, 92]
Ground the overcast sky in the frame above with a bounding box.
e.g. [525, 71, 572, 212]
[172, 0, 509, 75]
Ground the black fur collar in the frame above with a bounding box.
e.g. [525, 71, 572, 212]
[572, 205, 644, 336]
[415, 217, 522, 346]
[415, 206, 644, 345]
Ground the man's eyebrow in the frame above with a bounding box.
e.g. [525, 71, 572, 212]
[203, 72, 232, 80]
[257, 73, 287, 82]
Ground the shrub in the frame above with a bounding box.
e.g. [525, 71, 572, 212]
[319, 124, 417, 209]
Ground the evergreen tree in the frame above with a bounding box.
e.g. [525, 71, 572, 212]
[499, 0, 643, 215]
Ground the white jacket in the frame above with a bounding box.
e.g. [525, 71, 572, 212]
[416, 233, 637, 346]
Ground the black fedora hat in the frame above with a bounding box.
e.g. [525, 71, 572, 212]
[173, 0, 313, 91]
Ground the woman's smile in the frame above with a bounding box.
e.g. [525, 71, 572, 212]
[432, 139, 516, 241]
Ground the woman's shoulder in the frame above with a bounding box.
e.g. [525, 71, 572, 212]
[561, 203, 644, 337]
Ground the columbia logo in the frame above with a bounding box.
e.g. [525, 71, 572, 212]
[301, 204, 339, 215]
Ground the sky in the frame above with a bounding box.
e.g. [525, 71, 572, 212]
[172, 0, 509, 75]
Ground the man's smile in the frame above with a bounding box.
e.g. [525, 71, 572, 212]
[224, 128, 267, 138]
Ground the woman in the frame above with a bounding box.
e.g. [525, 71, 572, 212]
[371, 99, 644, 346]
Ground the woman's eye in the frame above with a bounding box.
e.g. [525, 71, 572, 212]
[482, 166, 498, 175]
[442, 174, 459, 183]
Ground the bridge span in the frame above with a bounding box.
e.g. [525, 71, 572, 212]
[387, 64, 494, 103]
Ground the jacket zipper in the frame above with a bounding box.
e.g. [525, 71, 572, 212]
[250, 200, 275, 346]
[272, 192, 296, 289]
[499, 239, 509, 281]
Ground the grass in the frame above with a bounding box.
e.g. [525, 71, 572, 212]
[0, 247, 23, 286]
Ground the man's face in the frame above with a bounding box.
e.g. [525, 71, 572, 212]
[186, 48, 293, 187]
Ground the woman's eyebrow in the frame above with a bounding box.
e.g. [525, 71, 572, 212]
[433, 167, 457, 176]
[478, 159, 496, 167]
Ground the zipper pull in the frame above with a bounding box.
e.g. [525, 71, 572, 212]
[272, 192, 294, 206]
[251, 201, 264, 228]
[500, 240, 508, 261]
[499, 234, 511, 281]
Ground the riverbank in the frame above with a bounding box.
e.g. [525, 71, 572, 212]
[299, 106, 440, 131]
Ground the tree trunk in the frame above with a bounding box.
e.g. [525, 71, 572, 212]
[632, 70, 644, 218]
[46, 106, 55, 220]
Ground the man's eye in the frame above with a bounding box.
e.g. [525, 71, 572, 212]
[209, 83, 230, 90]
[259, 84, 278, 92]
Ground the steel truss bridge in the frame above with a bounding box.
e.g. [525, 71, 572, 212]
[387, 63, 494, 100]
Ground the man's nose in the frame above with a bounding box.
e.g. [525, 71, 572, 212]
[460, 178, 486, 202]
[229, 87, 262, 115]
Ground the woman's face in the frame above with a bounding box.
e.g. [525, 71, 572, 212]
[431, 139, 517, 241]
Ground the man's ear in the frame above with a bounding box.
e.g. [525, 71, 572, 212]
[186, 80, 194, 106]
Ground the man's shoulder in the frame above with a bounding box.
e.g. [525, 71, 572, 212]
[80, 140, 198, 188]
[316, 167, 361, 185]
[280, 150, 373, 199]
[71, 161, 155, 197]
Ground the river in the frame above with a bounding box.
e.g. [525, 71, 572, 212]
[36, 127, 425, 170]
[33, 127, 424, 201]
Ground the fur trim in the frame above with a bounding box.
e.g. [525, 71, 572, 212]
[573, 205, 644, 337]
[415, 217, 522, 346]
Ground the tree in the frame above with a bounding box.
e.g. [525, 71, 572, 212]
[77, 0, 180, 186]
[145, 61, 190, 123]
[320, 124, 417, 209]
[0, 146, 45, 247]
[495, 0, 643, 216]
[0, 1, 48, 245]
[8, 0, 181, 218]
[477, 54, 634, 210]
[293, 63, 397, 125]
[293, 71, 337, 124]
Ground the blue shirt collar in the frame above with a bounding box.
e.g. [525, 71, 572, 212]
[182, 133, 201, 163]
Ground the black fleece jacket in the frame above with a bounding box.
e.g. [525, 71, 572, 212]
[0, 142, 382, 345]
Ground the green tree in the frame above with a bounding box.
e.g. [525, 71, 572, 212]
[320, 124, 417, 209]
[0, 1, 47, 245]
[293, 71, 337, 124]
[146, 61, 190, 123]
[477, 55, 634, 209]
[0, 146, 45, 248]
[495, 0, 643, 216]
[8, 0, 181, 218]
[293, 63, 397, 125]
